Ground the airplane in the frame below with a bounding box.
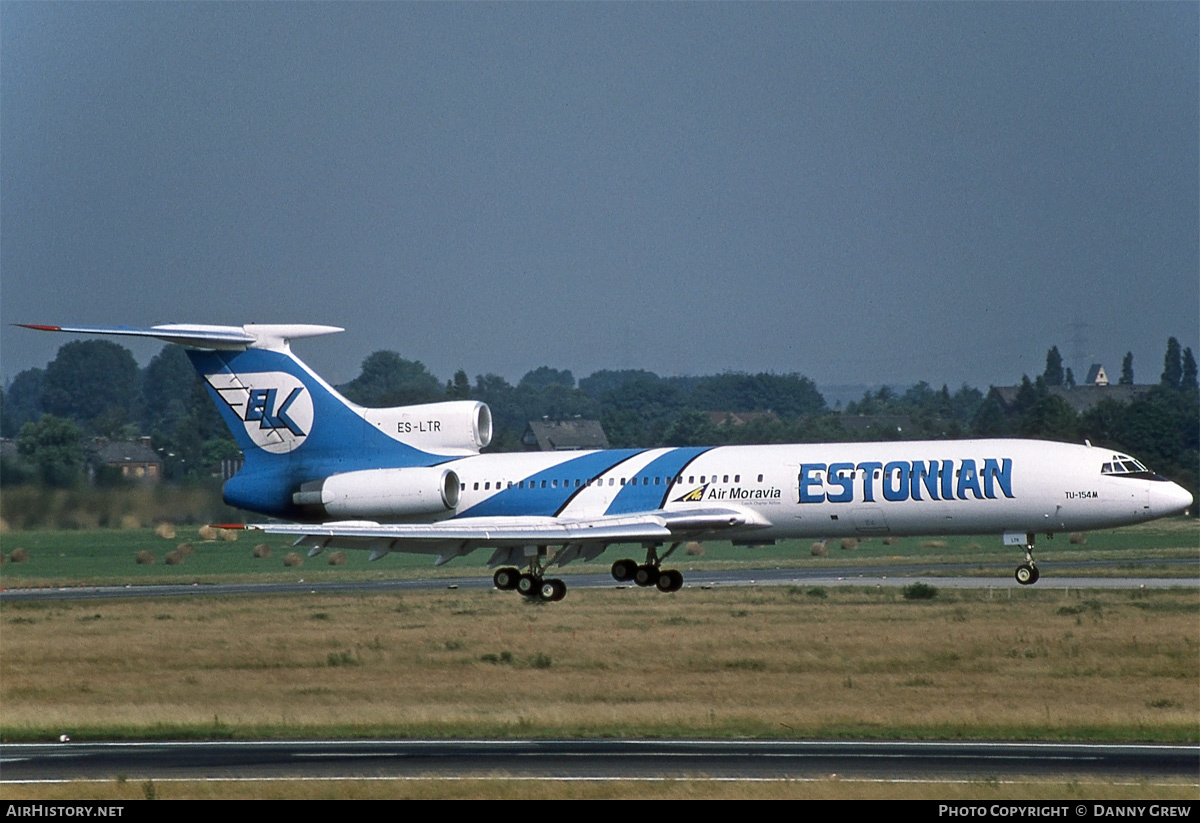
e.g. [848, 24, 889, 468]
[20, 322, 1194, 601]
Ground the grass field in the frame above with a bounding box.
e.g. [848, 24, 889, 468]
[1, 517, 1196, 588]
[1, 520, 1196, 799]
[2, 584, 1196, 743]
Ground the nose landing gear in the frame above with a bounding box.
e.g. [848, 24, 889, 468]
[1007, 532, 1040, 585]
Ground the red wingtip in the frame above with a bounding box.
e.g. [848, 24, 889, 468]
[210, 523, 246, 530]
[16, 324, 62, 331]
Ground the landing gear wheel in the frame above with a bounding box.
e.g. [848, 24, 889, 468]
[634, 564, 660, 587]
[516, 573, 540, 597]
[611, 559, 638, 582]
[1014, 563, 1039, 585]
[493, 567, 520, 591]
[656, 569, 684, 593]
[539, 578, 567, 602]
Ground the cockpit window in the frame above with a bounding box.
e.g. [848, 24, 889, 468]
[1101, 454, 1153, 478]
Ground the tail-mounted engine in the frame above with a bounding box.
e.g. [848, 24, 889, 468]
[293, 467, 461, 519]
[361, 401, 492, 454]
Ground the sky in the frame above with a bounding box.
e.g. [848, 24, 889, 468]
[2, 2, 1197, 395]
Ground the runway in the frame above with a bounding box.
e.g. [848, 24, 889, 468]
[2, 739, 1197, 782]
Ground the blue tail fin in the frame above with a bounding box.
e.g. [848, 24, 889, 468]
[19, 323, 490, 518]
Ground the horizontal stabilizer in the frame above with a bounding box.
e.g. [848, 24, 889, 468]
[16, 322, 343, 351]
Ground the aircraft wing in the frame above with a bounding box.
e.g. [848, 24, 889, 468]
[232, 507, 766, 564]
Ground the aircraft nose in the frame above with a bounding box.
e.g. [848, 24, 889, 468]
[1151, 481, 1193, 517]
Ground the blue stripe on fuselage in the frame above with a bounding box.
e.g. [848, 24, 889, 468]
[454, 449, 645, 518]
[604, 447, 712, 515]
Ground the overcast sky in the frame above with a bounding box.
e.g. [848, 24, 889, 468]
[2, 2, 1196, 394]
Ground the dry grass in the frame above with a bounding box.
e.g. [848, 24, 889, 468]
[3, 776, 1197, 801]
[1, 587, 1195, 742]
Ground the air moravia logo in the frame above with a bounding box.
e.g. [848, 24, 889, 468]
[204, 371, 314, 454]
[673, 485, 707, 503]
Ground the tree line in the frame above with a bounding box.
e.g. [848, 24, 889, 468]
[3, 337, 1196, 507]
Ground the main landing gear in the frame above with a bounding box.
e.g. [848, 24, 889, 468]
[610, 542, 685, 593]
[492, 565, 567, 602]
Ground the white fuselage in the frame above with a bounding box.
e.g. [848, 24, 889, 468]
[434, 439, 1190, 540]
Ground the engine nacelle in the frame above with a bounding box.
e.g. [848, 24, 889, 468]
[292, 467, 461, 519]
[361, 401, 492, 454]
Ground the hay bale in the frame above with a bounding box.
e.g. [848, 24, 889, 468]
[252, 543, 272, 559]
[197, 525, 218, 541]
[839, 538, 858, 551]
[119, 515, 141, 531]
[10, 547, 29, 563]
[175, 543, 195, 557]
[164, 550, 183, 565]
[0, 517, 10, 535]
[1069, 532, 1087, 545]
[135, 550, 155, 565]
[154, 523, 176, 540]
[328, 551, 347, 566]
[283, 552, 303, 567]
[810, 542, 828, 557]
[218, 528, 238, 542]
[684, 541, 705, 556]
